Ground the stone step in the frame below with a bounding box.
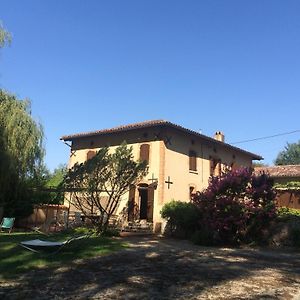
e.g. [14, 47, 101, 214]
[121, 223, 153, 233]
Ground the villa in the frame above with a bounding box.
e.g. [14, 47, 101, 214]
[61, 120, 262, 232]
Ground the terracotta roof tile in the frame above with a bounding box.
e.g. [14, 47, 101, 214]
[61, 120, 167, 140]
[254, 165, 300, 178]
[61, 119, 262, 160]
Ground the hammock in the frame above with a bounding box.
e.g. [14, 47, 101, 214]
[20, 235, 88, 253]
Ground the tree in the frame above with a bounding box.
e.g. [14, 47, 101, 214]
[64, 143, 148, 233]
[0, 22, 11, 48]
[274, 141, 300, 165]
[45, 164, 68, 204]
[252, 162, 269, 168]
[192, 168, 276, 245]
[47, 164, 68, 188]
[0, 90, 45, 217]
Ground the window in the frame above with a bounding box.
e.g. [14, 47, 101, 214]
[189, 150, 197, 171]
[140, 144, 150, 163]
[86, 150, 96, 160]
[210, 158, 221, 176]
[189, 186, 195, 200]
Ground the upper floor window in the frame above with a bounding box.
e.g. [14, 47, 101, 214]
[189, 150, 197, 171]
[87, 150, 96, 160]
[140, 144, 150, 163]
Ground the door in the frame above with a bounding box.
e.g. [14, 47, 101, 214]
[139, 188, 148, 220]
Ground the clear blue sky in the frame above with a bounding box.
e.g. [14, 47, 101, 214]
[1, 1, 299, 170]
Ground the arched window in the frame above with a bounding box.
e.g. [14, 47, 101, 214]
[210, 157, 221, 176]
[140, 144, 150, 163]
[86, 150, 96, 160]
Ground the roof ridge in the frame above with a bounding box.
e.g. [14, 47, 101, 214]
[61, 119, 262, 160]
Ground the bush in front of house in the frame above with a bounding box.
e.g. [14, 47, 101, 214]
[192, 168, 277, 245]
[161, 200, 199, 238]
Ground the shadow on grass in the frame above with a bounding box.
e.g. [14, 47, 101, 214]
[1, 236, 299, 299]
[0, 231, 127, 280]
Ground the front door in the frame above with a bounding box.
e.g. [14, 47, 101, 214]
[139, 188, 148, 219]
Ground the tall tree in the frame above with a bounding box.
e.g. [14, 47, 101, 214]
[64, 143, 148, 233]
[0, 90, 45, 217]
[274, 141, 300, 165]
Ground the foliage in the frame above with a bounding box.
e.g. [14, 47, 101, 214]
[274, 181, 300, 190]
[161, 200, 199, 237]
[270, 207, 300, 247]
[277, 207, 300, 219]
[192, 168, 276, 245]
[252, 162, 269, 167]
[0, 91, 44, 177]
[274, 140, 300, 165]
[64, 143, 148, 233]
[0, 22, 11, 48]
[44, 164, 68, 204]
[0, 90, 45, 218]
[47, 164, 67, 188]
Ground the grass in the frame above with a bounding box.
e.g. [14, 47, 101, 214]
[0, 228, 127, 280]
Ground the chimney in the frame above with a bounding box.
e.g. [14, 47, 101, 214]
[214, 131, 225, 142]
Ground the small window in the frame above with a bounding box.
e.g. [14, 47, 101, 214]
[189, 150, 197, 171]
[210, 158, 221, 176]
[189, 186, 195, 200]
[87, 150, 96, 160]
[140, 144, 150, 163]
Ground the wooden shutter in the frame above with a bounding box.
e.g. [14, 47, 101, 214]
[140, 144, 150, 163]
[189, 151, 197, 171]
[128, 185, 136, 221]
[87, 150, 96, 160]
[147, 187, 154, 222]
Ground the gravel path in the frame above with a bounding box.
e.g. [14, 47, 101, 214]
[1, 236, 300, 299]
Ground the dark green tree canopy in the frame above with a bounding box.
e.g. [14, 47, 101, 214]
[274, 141, 300, 165]
[0, 90, 45, 217]
[0, 90, 44, 177]
[0, 23, 46, 218]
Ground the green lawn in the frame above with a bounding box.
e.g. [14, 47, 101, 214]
[0, 228, 127, 280]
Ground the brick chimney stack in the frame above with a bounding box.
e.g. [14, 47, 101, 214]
[214, 131, 225, 142]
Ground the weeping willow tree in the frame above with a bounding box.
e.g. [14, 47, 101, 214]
[0, 90, 45, 217]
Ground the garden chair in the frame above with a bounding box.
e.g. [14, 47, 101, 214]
[0, 217, 15, 233]
[20, 233, 90, 254]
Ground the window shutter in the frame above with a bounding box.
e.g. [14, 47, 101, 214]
[189, 151, 197, 171]
[210, 159, 214, 176]
[216, 160, 222, 176]
[140, 144, 150, 163]
[87, 150, 96, 160]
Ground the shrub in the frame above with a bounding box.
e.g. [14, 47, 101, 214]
[270, 207, 300, 247]
[190, 229, 215, 246]
[277, 207, 300, 219]
[193, 168, 276, 245]
[161, 200, 199, 238]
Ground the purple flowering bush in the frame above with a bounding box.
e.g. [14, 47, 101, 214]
[192, 168, 276, 245]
